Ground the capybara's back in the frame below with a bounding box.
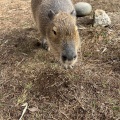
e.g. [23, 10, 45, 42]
[31, 0, 81, 68]
[31, 0, 75, 35]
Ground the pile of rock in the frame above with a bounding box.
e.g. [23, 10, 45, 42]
[93, 9, 111, 27]
[74, 2, 111, 27]
[75, 2, 92, 17]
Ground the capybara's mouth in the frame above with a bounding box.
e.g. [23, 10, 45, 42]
[61, 58, 77, 69]
[63, 64, 74, 69]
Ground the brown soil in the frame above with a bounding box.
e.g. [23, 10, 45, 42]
[0, 0, 120, 120]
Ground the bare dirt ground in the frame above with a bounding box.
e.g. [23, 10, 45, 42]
[0, 0, 120, 120]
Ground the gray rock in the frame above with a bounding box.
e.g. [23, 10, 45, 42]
[75, 2, 92, 17]
[93, 9, 111, 27]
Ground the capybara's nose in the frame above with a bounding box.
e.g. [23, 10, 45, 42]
[62, 43, 77, 62]
[62, 53, 77, 62]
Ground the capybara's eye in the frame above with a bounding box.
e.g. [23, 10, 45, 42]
[52, 26, 57, 35]
[52, 30, 57, 35]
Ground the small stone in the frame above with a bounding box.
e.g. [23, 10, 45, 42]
[93, 9, 111, 27]
[75, 2, 92, 17]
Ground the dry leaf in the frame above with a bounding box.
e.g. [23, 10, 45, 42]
[28, 107, 39, 112]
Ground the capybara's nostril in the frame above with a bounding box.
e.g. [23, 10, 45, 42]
[62, 55, 67, 62]
[73, 55, 77, 59]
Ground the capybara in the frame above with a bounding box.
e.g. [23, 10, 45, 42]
[31, 0, 81, 68]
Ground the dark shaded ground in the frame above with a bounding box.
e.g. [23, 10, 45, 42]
[0, 0, 120, 120]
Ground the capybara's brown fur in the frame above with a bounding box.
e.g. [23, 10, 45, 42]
[31, 0, 81, 68]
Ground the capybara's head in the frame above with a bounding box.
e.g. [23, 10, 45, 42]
[47, 10, 80, 68]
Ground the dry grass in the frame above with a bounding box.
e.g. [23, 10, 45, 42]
[0, 0, 120, 120]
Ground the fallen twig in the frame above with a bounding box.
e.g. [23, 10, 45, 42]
[19, 103, 28, 120]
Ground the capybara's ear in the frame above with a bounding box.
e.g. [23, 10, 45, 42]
[48, 10, 55, 20]
[71, 10, 76, 16]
